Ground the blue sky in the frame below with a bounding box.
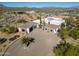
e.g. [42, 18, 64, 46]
[0, 2, 79, 7]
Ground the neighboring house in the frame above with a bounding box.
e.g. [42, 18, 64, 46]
[26, 11, 35, 14]
[17, 22, 38, 34]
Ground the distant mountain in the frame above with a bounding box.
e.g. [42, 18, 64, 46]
[69, 6, 79, 8]
[0, 4, 6, 7]
[42, 6, 79, 8]
[0, 4, 79, 8]
[0, 4, 79, 13]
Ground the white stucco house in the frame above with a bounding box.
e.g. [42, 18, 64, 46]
[33, 16, 65, 33]
[44, 24, 59, 33]
[44, 17, 65, 25]
[17, 22, 38, 34]
[26, 10, 35, 14]
[17, 16, 65, 34]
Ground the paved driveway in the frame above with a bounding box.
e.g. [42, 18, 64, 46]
[4, 29, 61, 56]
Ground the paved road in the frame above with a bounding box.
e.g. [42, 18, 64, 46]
[4, 29, 61, 56]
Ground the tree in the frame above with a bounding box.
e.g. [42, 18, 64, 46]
[65, 45, 79, 56]
[60, 23, 66, 29]
[7, 26, 17, 33]
[73, 19, 79, 28]
[53, 42, 69, 56]
[53, 42, 79, 56]
[37, 16, 42, 28]
[58, 23, 68, 40]
[0, 25, 17, 34]
[22, 37, 35, 47]
[65, 16, 74, 26]
[70, 28, 79, 40]
[0, 16, 3, 19]
[42, 20, 45, 30]
[76, 16, 79, 20]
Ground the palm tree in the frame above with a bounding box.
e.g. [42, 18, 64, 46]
[22, 37, 35, 47]
[42, 18, 45, 30]
[39, 13, 42, 28]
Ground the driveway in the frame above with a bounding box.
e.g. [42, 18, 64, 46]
[4, 29, 61, 56]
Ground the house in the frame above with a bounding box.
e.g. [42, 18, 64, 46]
[17, 16, 65, 34]
[33, 16, 65, 33]
[44, 17, 65, 25]
[17, 22, 38, 34]
[45, 24, 59, 33]
[26, 11, 35, 14]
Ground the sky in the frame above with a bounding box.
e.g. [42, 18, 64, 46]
[0, 2, 79, 8]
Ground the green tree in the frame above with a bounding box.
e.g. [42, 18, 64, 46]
[73, 19, 79, 28]
[65, 16, 74, 26]
[76, 16, 79, 20]
[7, 26, 17, 33]
[60, 23, 66, 28]
[53, 42, 69, 56]
[0, 25, 17, 34]
[37, 16, 42, 28]
[65, 45, 79, 56]
[22, 37, 35, 47]
[53, 42, 79, 56]
[58, 23, 68, 40]
[70, 28, 79, 40]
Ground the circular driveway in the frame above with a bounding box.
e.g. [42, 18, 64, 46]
[4, 29, 61, 56]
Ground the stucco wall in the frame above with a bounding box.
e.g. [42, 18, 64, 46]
[18, 28, 30, 34]
[26, 28, 30, 34]
[44, 26, 58, 33]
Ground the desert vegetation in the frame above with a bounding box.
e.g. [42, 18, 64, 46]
[0, 25, 17, 34]
[53, 41, 79, 56]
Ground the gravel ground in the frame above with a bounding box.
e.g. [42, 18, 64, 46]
[4, 29, 61, 56]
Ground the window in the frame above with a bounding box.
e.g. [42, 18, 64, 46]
[50, 29, 52, 32]
[22, 29, 25, 32]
